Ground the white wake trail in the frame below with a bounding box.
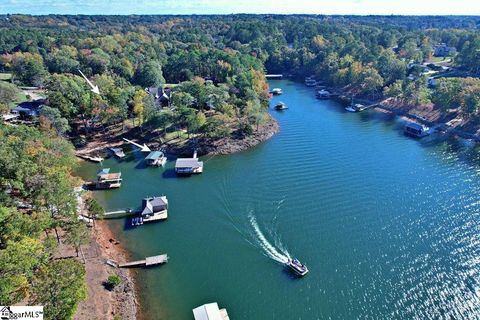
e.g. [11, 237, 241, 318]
[249, 211, 289, 264]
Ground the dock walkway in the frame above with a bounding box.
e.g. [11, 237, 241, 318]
[119, 254, 169, 268]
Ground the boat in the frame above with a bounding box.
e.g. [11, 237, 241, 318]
[274, 102, 288, 110]
[109, 147, 125, 158]
[271, 88, 283, 95]
[345, 96, 364, 112]
[287, 258, 309, 276]
[316, 89, 332, 99]
[305, 77, 317, 87]
[345, 104, 364, 112]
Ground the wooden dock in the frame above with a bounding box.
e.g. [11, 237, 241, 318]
[119, 254, 169, 268]
[104, 209, 138, 218]
[266, 74, 283, 79]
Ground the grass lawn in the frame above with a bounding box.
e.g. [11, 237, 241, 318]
[164, 130, 189, 142]
[0, 73, 12, 81]
[7, 90, 28, 109]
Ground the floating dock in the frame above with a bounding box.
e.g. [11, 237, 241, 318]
[119, 254, 169, 268]
[265, 74, 283, 79]
[76, 154, 104, 163]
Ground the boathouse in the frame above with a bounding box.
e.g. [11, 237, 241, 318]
[145, 151, 166, 167]
[193, 303, 230, 320]
[404, 122, 430, 138]
[140, 196, 168, 222]
[96, 168, 122, 189]
[175, 158, 203, 174]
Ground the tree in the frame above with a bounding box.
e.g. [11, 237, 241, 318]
[63, 222, 89, 258]
[133, 61, 165, 87]
[30, 259, 87, 320]
[383, 80, 404, 98]
[11, 52, 47, 87]
[0, 81, 20, 109]
[39, 106, 70, 136]
[0, 237, 46, 305]
[104, 274, 121, 291]
[86, 198, 104, 223]
[132, 89, 147, 125]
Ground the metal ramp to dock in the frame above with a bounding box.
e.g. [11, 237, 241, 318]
[119, 254, 169, 268]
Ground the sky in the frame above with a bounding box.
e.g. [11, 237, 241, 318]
[0, 0, 479, 16]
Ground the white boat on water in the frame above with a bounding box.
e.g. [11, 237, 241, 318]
[274, 102, 288, 110]
[287, 258, 309, 276]
[271, 88, 283, 95]
[316, 89, 332, 99]
[345, 96, 364, 112]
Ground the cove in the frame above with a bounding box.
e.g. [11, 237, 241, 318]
[77, 80, 480, 319]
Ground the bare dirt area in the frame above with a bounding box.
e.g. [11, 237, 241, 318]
[73, 221, 137, 320]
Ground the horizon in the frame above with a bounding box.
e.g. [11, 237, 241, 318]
[1, 0, 480, 16]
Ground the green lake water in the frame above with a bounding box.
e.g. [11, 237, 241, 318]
[77, 80, 480, 319]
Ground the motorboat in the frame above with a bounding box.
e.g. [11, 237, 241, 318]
[274, 102, 288, 110]
[287, 258, 309, 276]
[271, 88, 283, 95]
[316, 89, 332, 99]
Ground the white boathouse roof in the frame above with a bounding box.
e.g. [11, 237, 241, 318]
[192, 303, 229, 320]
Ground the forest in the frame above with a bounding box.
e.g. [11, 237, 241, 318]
[1, 14, 480, 319]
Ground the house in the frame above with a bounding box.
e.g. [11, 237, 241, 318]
[140, 196, 168, 222]
[433, 44, 457, 57]
[146, 87, 171, 108]
[96, 168, 122, 189]
[192, 303, 230, 320]
[12, 99, 47, 118]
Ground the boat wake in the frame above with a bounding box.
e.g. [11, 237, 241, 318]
[248, 211, 290, 264]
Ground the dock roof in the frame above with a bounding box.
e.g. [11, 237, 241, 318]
[145, 151, 164, 161]
[193, 303, 224, 320]
[141, 196, 168, 215]
[405, 122, 426, 130]
[175, 158, 203, 168]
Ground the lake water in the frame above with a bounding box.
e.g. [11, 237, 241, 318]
[77, 80, 480, 319]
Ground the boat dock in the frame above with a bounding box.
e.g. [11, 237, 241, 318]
[76, 154, 103, 163]
[266, 74, 283, 79]
[358, 103, 379, 111]
[119, 254, 169, 268]
[104, 209, 137, 218]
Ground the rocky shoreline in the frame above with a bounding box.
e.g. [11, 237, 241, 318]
[74, 221, 138, 320]
[75, 113, 280, 158]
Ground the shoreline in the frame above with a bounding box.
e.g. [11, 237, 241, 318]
[74, 113, 280, 320]
[324, 84, 480, 141]
[74, 220, 138, 320]
[75, 113, 280, 158]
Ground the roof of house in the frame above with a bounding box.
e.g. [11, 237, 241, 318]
[147, 87, 171, 100]
[141, 196, 168, 215]
[175, 158, 203, 168]
[12, 99, 47, 116]
[145, 151, 164, 161]
[192, 303, 223, 320]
